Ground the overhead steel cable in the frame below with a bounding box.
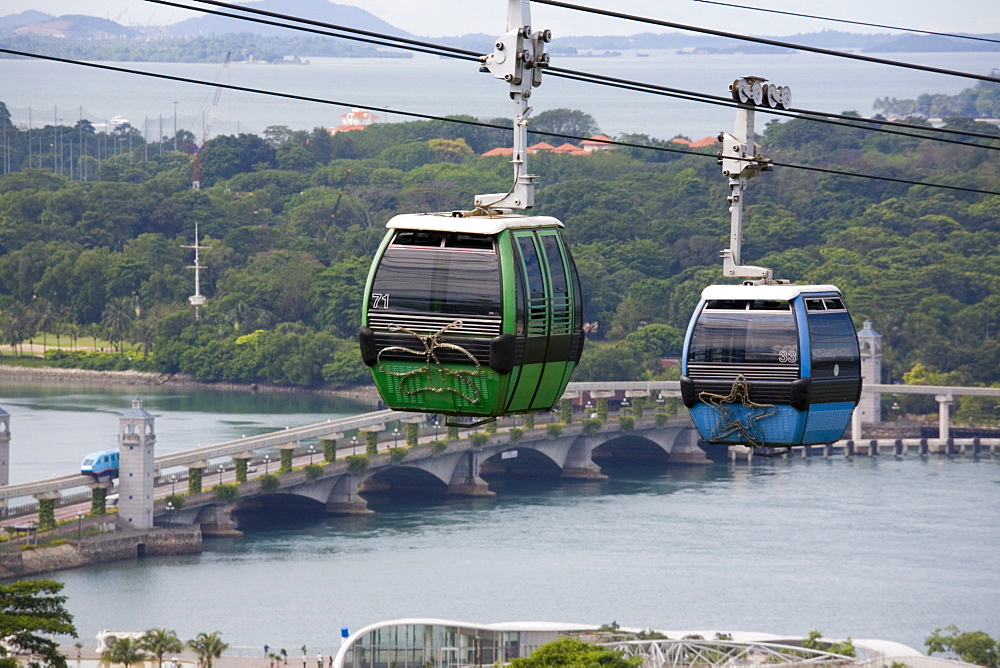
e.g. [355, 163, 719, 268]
[152, 0, 1000, 149]
[531, 0, 1000, 84]
[4, 47, 1000, 198]
[147, 0, 482, 61]
[0, 47, 482, 126]
[148, 0, 483, 58]
[686, 0, 1000, 45]
[548, 68, 1000, 151]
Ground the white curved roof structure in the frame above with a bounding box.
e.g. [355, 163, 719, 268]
[332, 619, 928, 668]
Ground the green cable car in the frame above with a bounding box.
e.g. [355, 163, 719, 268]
[359, 212, 584, 419]
[358, 0, 582, 420]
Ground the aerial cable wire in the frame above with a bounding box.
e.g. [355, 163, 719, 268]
[153, 0, 1000, 148]
[547, 68, 1000, 151]
[531, 0, 1000, 84]
[147, 0, 482, 61]
[148, 0, 483, 58]
[685, 0, 1000, 45]
[4, 47, 999, 198]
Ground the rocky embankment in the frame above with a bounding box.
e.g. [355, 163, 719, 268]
[0, 527, 202, 579]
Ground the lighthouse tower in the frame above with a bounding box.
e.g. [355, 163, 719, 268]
[857, 320, 883, 424]
[118, 397, 156, 529]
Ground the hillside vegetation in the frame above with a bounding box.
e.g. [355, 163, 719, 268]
[0, 100, 997, 417]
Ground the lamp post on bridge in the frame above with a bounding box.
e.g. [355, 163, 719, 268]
[308, 445, 316, 464]
[169, 475, 177, 495]
[351, 436, 359, 455]
[264, 454, 270, 474]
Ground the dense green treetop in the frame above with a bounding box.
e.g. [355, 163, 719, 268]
[0, 96, 997, 399]
[0, 579, 77, 668]
[925, 625, 1000, 667]
[509, 637, 641, 668]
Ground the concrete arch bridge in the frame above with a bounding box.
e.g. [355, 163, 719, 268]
[161, 416, 708, 534]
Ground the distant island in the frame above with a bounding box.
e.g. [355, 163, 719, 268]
[2, 1, 999, 64]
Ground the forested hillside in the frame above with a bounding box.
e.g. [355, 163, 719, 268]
[0, 100, 997, 408]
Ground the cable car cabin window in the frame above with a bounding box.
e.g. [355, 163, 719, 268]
[516, 235, 548, 336]
[371, 235, 501, 316]
[444, 233, 495, 250]
[688, 309, 798, 365]
[392, 230, 445, 247]
[808, 311, 860, 378]
[540, 235, 571, 333]
[705, 299, 790, 311]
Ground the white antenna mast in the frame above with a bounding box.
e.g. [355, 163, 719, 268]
[718, 76, 791, 283]
[183, 223, 210, 319]
[475, 0, 551, 211]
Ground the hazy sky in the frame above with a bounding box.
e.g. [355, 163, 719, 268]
[5, 0, 1000, 37]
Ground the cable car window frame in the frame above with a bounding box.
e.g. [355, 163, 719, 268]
[513, 232, 550, 336]
[807, 310, 861, 379]
[538, 232, 572, 333]
[687, 301, 799, 366]
[370, 231, 502, 317]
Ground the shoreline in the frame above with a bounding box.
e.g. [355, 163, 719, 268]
[0, 364, 381, 402]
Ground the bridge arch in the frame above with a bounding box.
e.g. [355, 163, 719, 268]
[230, 493, 327, 516]
[480, 446, 563, 480]
[592, 434, 670, 467]
[360, 466, 450, 501]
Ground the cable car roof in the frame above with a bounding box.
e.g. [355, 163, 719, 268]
[386, 213, 564, 235]
[701, 284, 842, 301]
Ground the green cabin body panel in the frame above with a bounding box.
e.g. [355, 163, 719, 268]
[360, 213, 584, 418]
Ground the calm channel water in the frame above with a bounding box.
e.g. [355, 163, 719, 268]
[0, 381, 997, 655]
[4, 50, 998, 147]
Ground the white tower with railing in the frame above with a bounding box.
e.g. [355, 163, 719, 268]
[0, 407, 9, 488]
[857, 320, 883, 424]
[118, 397, 156, 529]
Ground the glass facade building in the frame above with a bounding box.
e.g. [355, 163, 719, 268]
[334, 619, 597, 668]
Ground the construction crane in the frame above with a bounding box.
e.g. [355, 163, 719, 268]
[192, 52, 230, 190]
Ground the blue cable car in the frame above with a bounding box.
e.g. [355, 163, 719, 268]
[680, 284, 861, 448]
[679, 78, 862, 452]
[81, 450, 119, 478]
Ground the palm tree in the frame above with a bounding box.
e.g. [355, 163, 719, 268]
[101, 297, 135, 352]
[102, 637, 148, 668]
[1, 304, 30, 356]
[139, 628, 184, 668]
[132, 319, 157, 359]
[66, 322, 80, 350]
[30, 297, 56, 353]
[188, 631, 228, 668]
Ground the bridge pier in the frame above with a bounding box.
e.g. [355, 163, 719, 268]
[198, 504, 242, 538]
[448, 451, 496, 497]
[561, 438, 608, 481]
[326, 476, 375, 515]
